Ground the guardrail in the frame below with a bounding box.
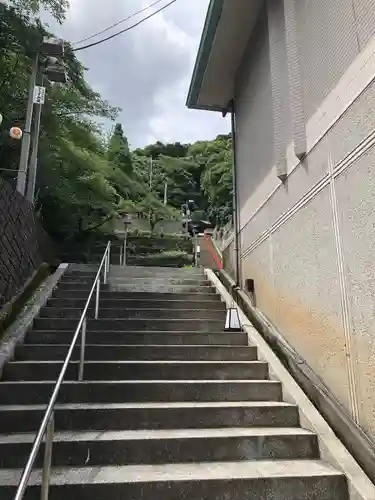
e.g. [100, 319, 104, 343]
[14, 241, 111, 500]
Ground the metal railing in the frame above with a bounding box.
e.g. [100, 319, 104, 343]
[14, 241, 111, 500]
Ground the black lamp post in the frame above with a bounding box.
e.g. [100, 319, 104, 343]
[121, 215, 132, 266]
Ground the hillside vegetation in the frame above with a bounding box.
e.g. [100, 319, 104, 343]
[0, 0, 233, 246]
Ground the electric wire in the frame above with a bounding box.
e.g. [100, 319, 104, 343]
[72, 0, 166, 46]
[73, 0, 176, 52]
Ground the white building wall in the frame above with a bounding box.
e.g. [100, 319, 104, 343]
[232, 0, 375, 444]
[235, 5, 273, 222]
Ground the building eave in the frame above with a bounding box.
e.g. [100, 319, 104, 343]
[186, 0, 225, 111]
[186, 0, 263, 112]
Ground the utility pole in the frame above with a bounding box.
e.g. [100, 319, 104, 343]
[16, 52, 39, 195]
[185, 201, 190, 236]
[149, 157, 153, 190]
[229, 100, 240, 287]
[163, 181, 167, 205]
[26, 102, 42, 203]
[17, 37, 66, 198]
[148, 157, 154, 229]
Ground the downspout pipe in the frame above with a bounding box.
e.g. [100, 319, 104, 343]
[223, 99, 240, 287]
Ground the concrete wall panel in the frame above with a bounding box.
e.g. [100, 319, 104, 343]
[241, 237, 275, 321]
[240, 203, 270, 254]
[296, 0, 359, 121]
[336, 146, 375, 441]
[328, 79, 375, 167]
[353, 0, 375, 49]
[269, 187, 352, 413]
[235, 6, 274, 213]
[268, 138, 329, 225]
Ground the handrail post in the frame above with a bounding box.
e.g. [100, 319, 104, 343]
[104, 243, 110, 285]
[123, 227, 128, 267]
[78, 317, 87, 381]
[95, 279, 100, 319]
[40, 412, 54, 500]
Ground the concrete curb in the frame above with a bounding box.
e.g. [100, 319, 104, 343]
[0, 263, 68, 376]
[205, 268, 375, 500]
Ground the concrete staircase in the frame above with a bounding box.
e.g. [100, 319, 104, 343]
[0, 265, 348, 499]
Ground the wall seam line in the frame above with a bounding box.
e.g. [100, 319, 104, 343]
[328, 149, 359, 422]
[240, 128, 375, 259]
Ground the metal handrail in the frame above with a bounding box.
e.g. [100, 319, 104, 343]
[14, 241, 111, 500]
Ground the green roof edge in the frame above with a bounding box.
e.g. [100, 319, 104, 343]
[186, 0, 225, 110]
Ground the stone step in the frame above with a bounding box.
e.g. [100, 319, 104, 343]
[52, 289, 220, 301]
[119, 247, 189, 255]
[123, 258, 193, 268]
[94, 255, 145, 266]
[109, 265, 200, 271]
[63, 272, 98, 279]
[109, 277, 211, 286]
[0, 460, 347, 500]
[16, 344, 257, 361]
[65, 264, 104, 273]
[57, 281, 215, 292]
[2, 360, 268, 381]
[62, 276, 210, 287]
[56, 282, 111, 291]
[65, 267, 98, 274]
[47, 297, 226, 310]
[0, 380, 281, 404]
[0, 428, 319, 468]
[33, 318, 226, 333]
[40, 307, 226, 320]
[26, 330, 248, 345]
[109, 270, 206, 279]
[59, 276, 97, 285]
[109, 283, 215, 294]
[0, 401, 300, 433]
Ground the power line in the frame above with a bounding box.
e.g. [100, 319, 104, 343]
[72, 0, 167, 46]
[73, 0, 177, 52]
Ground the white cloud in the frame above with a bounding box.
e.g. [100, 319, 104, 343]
[49, 0, 229, 147]
[149, 75, 229, 145]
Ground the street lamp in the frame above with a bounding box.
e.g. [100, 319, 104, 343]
[44, 56, 67, 83]
[9, 127, 23, 140]
[17, 37, 67, 199]
[120, 215, 132, 266]
[42, 37, 65, 56]
[225, 306, 242, 332]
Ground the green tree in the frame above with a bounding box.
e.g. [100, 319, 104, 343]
[133, 135, 233, 227]
[6, 0, 68, 22]
[0, 4, 123, 244]
[107, 123, 133, 175]
[189, 134, 233, 225]
[137, 193, 178, 232]
[36, 121, 119, 242]
[135, 141, 188, 160]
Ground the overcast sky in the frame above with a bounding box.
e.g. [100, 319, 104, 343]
[48, 0, 229, 148]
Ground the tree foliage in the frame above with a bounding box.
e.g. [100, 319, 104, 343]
[192, 134, 233, 225]
[6, 0, 68, 22]
[107, 123, 133, 175]
[133, 134, 233, 226]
